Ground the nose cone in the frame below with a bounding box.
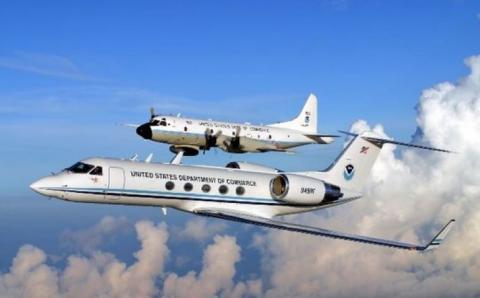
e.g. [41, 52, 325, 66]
[136, 123, 152, 139]
[30, 176, 62, 197]
[30, 180, 42, 194]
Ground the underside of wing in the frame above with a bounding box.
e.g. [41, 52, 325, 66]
[194, 209, 455, 251]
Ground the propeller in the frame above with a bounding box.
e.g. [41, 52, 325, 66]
[226, 126, 242, 150]
[204, 128, 222, 154]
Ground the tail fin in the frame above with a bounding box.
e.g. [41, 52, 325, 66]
[323, 132, 453, 192]
[268, 94, 317, 134]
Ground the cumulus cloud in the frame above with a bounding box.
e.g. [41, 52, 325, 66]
[0, 220, 169, 298]
[174, 217, 227, 242]
[163, 235, 260, 298]
[3, 54, 480, 297]
[257, 55, 480, 298]
[0, 218, 259, 298]
[60, 216, 130, 253]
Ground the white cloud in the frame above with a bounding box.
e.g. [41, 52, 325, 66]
[163, 235, 240, 298]
[60, 216, 130, 253]
[0, 245, 58, 298]
[175, 217, 227, 242]
[3, 54, 480, 297]
[0, 52, 96, 81]
[256, 54, 480, 298]
[0, 218, 260, 298]
[0, 220, 169, 298]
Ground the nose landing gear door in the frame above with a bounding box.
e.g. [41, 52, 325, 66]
[108, 167, 125, 200]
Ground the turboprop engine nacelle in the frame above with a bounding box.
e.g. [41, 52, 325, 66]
[270, 174, 343, 205]
[226, 162, 281, 173]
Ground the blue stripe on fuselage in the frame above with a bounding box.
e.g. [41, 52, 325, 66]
[43, 186, 324, 207]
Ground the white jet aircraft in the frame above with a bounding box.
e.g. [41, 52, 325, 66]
[31, 132, 454, 251]
[134, 94, 337, 156]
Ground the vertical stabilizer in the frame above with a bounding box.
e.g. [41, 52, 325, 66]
[321, 132, 452, 192]
[268, 94, 318, 134]
[323, 134, 383, 192]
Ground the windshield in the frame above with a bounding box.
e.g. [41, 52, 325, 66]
[151, 119, 167, 126]
[66, 162, 95, 173]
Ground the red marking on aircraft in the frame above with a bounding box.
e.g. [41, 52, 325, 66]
[360, 146, 369, 154]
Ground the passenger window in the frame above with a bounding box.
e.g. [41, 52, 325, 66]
[66, 162, 94, 174]
[218, 185, 228, 195]
[90, 166, 103, 176]
[184, 126, 188, 132]
[236, 186, 245, 196]
[165, 181, 175, 190]
[201, 184, 211, 193]
[184, 183, 193, 192]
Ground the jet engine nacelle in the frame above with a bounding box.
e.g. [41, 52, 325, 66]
[225, 162, 281, 173]
[270, 174, 343, 205]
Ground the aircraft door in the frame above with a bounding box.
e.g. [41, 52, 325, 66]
[108, 167, 125, 200]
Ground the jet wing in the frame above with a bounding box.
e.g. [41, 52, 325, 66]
[194, 209, 455, 251]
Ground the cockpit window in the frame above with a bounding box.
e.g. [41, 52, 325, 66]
[90, 166, 103, 176]
[151, 119, 167, 126]
[66, 162, 94, 173]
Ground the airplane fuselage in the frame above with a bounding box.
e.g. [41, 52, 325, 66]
[136, 116, 323, 155]
[30, 134, 455, 251]
[30, 157, 354, 218]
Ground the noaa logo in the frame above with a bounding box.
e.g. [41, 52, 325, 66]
[343, 164, 355, 181]
[304, 115, 310, 124]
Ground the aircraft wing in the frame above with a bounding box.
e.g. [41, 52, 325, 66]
[217, 134, 289, 153]
[194, 209, 455, 251]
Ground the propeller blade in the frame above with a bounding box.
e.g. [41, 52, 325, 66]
[120, 123, 139, 128]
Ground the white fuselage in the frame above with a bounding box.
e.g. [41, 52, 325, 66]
[30, 157, 357, 218]
[136, 116, 325, 154]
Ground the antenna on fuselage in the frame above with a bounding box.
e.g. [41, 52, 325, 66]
[145, 153, 154, 163]
[130, 154, 139, 161]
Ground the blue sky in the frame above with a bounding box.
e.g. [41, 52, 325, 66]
[1, 1, 480, 296]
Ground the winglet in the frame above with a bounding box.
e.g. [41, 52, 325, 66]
[422, 219, 456, 251]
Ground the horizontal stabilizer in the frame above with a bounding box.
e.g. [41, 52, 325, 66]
[339, 131, 454, 153]
[304, 134, 339, 144]
[195, 209, 455, 251]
